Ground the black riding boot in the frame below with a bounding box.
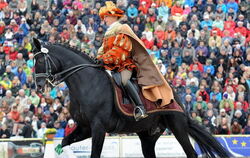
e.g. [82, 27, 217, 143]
[124, 80, 148, 121]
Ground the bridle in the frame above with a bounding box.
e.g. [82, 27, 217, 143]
[34, 47, 101, 87]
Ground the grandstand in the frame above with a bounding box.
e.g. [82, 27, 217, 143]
[0, 0, 249, 157]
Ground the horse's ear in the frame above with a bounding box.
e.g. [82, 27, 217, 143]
[33, 38, 41, 52]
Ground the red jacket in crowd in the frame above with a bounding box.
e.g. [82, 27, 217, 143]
[234, 26, 247, 37]
[64, 124, 77, 136]
[171, 5, 183, 16]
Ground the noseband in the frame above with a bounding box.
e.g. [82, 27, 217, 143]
[34, 47, 101, 87]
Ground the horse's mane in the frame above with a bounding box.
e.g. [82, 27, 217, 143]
[47, 42, 97, 64]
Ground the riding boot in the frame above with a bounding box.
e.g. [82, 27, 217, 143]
[124, 80, 148, 121]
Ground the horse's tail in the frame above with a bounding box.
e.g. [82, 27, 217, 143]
[187, 116, 232, 158]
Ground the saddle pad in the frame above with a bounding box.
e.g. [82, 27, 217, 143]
[113, 84, 184, 117]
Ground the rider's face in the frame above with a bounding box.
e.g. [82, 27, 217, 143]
[104, 16, 117, 26]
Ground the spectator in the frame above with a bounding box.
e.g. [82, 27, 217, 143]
[243, 119, 250, 134]
[230, 119, 242, 134]
[157, 2, 169, 23]
[8, 105, 20, 122]
[226, 0, 238, 13]
[65, 119, 76, 136]
[19, 116, 33, 138]
[217, 117, 230, 134]
[37, 122, 47, 138]
[54, 121, 64, 138]
[0, 124, 11, 138]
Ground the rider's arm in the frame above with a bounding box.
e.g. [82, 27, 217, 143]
[99, 33, 132, 65]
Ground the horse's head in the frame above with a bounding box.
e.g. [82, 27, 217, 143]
[33, 38, 60, 92]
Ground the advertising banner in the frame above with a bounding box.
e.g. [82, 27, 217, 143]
[0, 139, 44, 158]
[121, 137, 186, 157]
[54, 138, 120, 158]
[195, 136, 250, 157]
[1, 135, 250, 158]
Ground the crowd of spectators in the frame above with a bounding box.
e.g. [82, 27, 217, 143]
[0, 0, 249, 139]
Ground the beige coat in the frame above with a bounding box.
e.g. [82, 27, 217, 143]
[118, 24, 174, 107]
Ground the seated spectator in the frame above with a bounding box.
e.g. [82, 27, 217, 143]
[230, 119, 242, 134]
[234, 21, 247, 37]
[156, 60, 166, 76]
[232, 110, 247, 128]
[21, 105, 33, 119]
[200, 15, 212, 30]
[209, 31, 222, 47]
[164, 26, 176, 43]
[187, 23, 200, 40]
[191, 111, 202, 123]
[138, 1, 148, 15]
[196, 85, 210, 103]
[37, 122, 47, 138]
[220, 94, 234, 115]
[182, 50, 193, 65]
[193, 96, 207, 111]
[171, 2, 184, 25]
[8, 105, 20, 122]
[215, 5, 226, 20]
[54, 121, 64, 138]
[156, 0, 172, 8]
[18, 117, 33, 138]
[243, 119, 250, 134]
[204, 109, 217, 131]
[65, 119, 76, 137]
[0, 76, 12, 91]
[127, 4, 138, 22]
[217, 117, 230, 134]
[4, 29, 14, 41]
[183, 5, 191, 15]
[157, 2, 169, 23]
[212, 16, 224, 31]
[195, 41, 208, 58]
[210, 87, 222, 102]
[226, 0, 238, 13]
[0, 124, 11, 138]
[186, 72, 199, 87]
[226, 7, 237, 21]
[183, 94, 194, 113]
[207, 102, 218, 117]
[14, 67, 26, 85]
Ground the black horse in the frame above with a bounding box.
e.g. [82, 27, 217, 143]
[33, 38, 231, 158]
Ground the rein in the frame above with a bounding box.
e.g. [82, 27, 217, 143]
[34, 47, 101, 87]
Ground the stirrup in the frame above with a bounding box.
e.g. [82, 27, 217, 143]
[134, 106, 148, 121]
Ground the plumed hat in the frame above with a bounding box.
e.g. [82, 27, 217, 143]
[99, 1, 124, 20]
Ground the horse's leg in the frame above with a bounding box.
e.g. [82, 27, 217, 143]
[137, 130, 163, 158]
[90, 120, 106, 158]
[164, 113, 197, 158]
[61, 125, 91, 147]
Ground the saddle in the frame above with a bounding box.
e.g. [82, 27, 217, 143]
[111, 72, 183, 119]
